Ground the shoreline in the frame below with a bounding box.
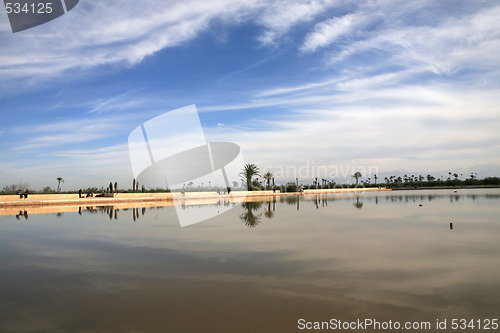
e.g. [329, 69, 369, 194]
[1, 186, 498, 217]
[0, 187, 389, 216]
[390, 184, 500, 191]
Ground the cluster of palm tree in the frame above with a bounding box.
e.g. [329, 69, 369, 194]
[378, 172, 500, 187]
[240, 164, 276, 191]
[239, 164, 500, 191]
[304, 178, 336, 189]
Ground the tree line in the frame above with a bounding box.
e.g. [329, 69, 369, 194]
[239, 164, 500, 192]
[2, 169, 500, 195]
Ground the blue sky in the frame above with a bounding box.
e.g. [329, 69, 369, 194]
[1, 0, 500, 190]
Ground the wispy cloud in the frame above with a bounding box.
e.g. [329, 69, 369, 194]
[88, 92, 148, 114]
[301, 14, 360, 52]
[0, 0, 264, 88]
[255, 0, 339, 46]
[11, 114, 139, 150]
[256, 77, 341, 97]
[322, 3, 500, 77]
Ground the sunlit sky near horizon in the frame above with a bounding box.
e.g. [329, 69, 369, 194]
[1, 0, 500, 190]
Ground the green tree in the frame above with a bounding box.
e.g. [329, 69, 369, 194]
[56, 177, 64, 193]
[43, 186, 54, 193]
[251, 178, 263, 190]
[263, 172, 273, 189]
[352, 171, 362, 185]
[240, 164, 260, 191]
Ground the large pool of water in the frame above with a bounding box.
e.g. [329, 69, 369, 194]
[1, 189, 499, 332]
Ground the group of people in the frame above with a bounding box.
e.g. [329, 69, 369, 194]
[16, 189, 29, 199]
[78, 189, 94, 198]
[216, 187, 232, 195]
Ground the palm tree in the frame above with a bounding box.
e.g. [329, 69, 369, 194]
[263, 172, 273, 190]
[374, 174, 378, 184]
[240, 164, 260, 191]
[352, 171, 362, 185]
[56, 177, 64, 193]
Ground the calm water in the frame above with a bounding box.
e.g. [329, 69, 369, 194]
[1, 189, 499, 332]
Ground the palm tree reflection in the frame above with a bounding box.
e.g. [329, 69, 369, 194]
[353, 197, 363, 209]
[264, 201, 274, 219]
[240, 201, 263, 227]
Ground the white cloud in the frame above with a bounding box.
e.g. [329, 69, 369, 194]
[88, 92, 148, 114]
[0, 0, 263, 88]
[4, 0, 497, 89]
[301, 14, 358, 52]
[257, 77, 341, 97]
[327, 4, 500, 76]
[255, 0, 338, 46]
